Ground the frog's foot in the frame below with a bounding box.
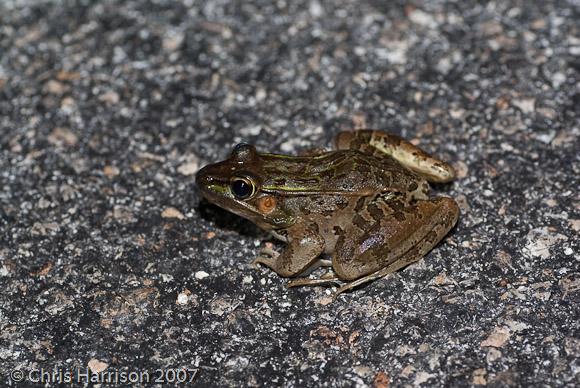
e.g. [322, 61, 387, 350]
[331, 270, 391, 300]
[252, 247, 280, 269]
[287, 271, 341, 288]
[258, 246, 279, 258]
[295, 259, 332, 277]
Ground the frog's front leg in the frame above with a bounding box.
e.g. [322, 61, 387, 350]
[335, 130, 456, 183]
[331, 196, 459, 297]
[253, 223, 325, 277]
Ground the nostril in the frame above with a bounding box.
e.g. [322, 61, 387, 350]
[195, 169, 206, 185]
[195, 166, 216, 191]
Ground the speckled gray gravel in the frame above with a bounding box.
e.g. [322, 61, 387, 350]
[1, 0, 579, 387]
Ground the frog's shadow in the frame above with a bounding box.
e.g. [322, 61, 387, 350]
[197, 199, 264, 238]
[430, 181, 456, 195]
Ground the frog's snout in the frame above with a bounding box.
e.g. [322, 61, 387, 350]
[195, 165, 213, 196]
[195, 165, 207, 183]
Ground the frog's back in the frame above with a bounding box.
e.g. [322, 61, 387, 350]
[261, 149, 428, 198]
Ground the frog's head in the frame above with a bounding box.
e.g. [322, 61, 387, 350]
[196, 143, 295, 230]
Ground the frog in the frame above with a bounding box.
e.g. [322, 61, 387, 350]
[196, 130, 460, 298]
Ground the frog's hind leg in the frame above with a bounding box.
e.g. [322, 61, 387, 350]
[335, 130, 456, 183]
[331, 230, 443, 299]
[331, 197, 459, 298]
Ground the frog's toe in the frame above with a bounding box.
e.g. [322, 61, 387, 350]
[258, 246, 280, 258]
[286, 276, 341, 288]
[331, 284, 354, 300]
[252, 247, 280, 269]
[252, 256, 275, 269]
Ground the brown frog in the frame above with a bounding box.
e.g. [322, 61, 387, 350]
[196, 130, 459, 297]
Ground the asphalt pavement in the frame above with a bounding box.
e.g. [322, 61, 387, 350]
[1, 0, 578, 386]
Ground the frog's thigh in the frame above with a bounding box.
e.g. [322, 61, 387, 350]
[332, 197, 459, 282]
[335, 130, 455, 183]
[254, 224, 325, 278]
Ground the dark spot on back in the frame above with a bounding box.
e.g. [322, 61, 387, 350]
[425, 230, 437, 243]
[393, 211, 406, 222]
[389, 199, 405, 211]
[354, 197, 366, 212]
[367, 203, 384, 222]
[353, 214, 370, 230]
[336, 197, 349, 210]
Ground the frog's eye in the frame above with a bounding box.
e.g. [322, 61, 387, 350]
[230, 176, 256, 200]
[231, 143, 257, 162]
[233, 143, 250, 153]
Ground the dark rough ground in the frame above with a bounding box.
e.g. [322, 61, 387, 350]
[1, 0, 579, 386]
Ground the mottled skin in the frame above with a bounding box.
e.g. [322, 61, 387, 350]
[196, 130, 460, 297]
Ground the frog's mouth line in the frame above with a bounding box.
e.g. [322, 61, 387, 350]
[197, 177, 297, 230]
[197, 177, 271, 224]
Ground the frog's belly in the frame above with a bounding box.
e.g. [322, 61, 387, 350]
[318, 225, 340, 255]
[272, 225, 338, 254]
